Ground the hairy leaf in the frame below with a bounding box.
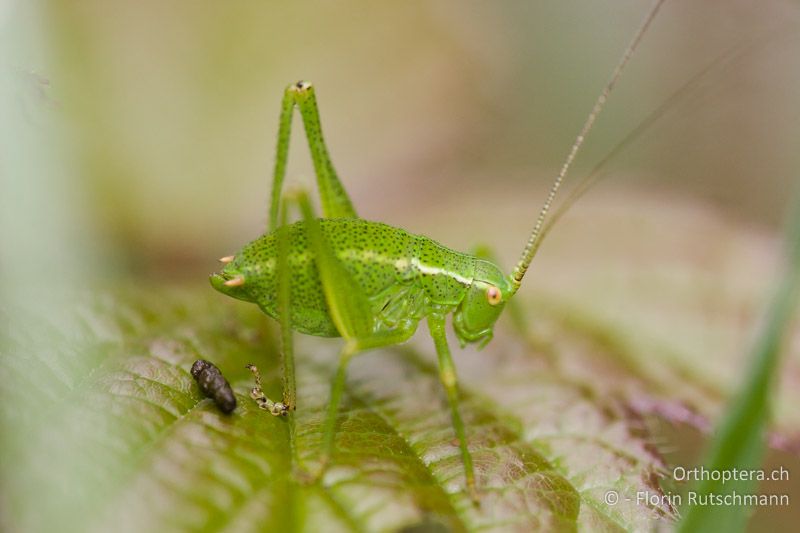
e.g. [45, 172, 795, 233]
[1, 285, 673, 533]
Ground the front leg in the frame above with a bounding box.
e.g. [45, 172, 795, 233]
[428, 312, 478, 503]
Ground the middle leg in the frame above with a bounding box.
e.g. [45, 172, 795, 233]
[293, 189, 419, 470]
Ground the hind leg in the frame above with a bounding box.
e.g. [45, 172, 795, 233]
[267, 81, 357, 232]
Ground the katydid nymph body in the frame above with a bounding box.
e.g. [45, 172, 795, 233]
[213, 218, 511, 345]
[211, 0, 666, 501]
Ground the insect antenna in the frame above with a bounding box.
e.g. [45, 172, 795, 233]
[509, 0, 666, 293]
[534, 32, 765, 252]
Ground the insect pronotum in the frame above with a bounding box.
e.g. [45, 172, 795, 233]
[210, 0, 667, 501]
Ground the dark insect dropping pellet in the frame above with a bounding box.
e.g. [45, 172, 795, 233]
[191, 359, 237, 414]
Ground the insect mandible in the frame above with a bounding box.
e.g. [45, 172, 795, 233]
[210, 0, 667, 501]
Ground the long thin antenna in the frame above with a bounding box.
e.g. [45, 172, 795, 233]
[532, 34, 759, 257]
[509, 0, 666, 293]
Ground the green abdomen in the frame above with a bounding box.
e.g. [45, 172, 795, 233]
[240, 219, 476, 337]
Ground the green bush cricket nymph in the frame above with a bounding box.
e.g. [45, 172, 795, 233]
[210, 0, 666, 501]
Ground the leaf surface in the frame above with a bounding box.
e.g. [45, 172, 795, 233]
[1, 286, 673, 533]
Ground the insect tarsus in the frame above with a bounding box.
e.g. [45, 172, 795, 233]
[246, 364, 289, 417]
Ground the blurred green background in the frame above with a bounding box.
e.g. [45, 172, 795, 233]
[2, 0, 799, 285]
[2, 0, 800, 531]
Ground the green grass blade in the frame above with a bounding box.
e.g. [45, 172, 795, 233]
[678, 192, 800, 533]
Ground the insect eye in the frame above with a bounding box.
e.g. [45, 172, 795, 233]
[486, 286, 502, 305]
